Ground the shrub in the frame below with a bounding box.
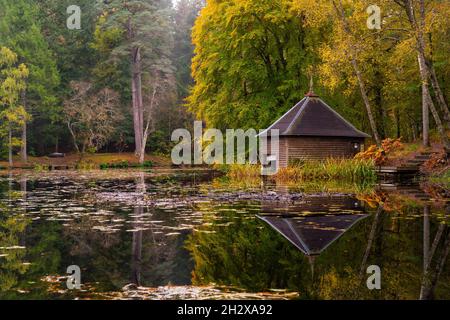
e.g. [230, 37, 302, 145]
[142, 160, 153, 168]
[118, 161, 129, 168]
[355, 138, 403, 165]
[76, 161, 96, 170]
[33, 164, 50, 171]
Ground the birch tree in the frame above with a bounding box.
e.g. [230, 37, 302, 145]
[395, 0, 449, 148]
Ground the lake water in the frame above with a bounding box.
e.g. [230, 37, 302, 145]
[0, 169, 448, 300]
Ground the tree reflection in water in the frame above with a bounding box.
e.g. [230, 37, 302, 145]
[186, 185, 450, 299]
[0, 175, 30, 293]
[420, 205, 450, 299]
[0, 172, 448, 299]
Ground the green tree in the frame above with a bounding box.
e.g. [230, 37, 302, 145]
[0, 0, 60, 160]
[173, 0, 204, 99]
[96, 0, 176, 162]
[188, 0, 326, 131]
[393, 0, 449, 148]
[0, 47, 29, 166]
[189, 0, 449, 148]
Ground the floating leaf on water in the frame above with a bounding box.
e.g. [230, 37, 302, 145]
[165, 232, 181, 236]
[193, 229, 216, 234]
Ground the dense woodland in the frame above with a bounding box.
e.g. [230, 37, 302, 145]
[0, 0, 449, 165]
[0, 0, 202, 164]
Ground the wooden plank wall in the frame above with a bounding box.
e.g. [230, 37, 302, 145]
[283, 136, 364, 165]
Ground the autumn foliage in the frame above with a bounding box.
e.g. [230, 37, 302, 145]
[355, 138, 403, 165]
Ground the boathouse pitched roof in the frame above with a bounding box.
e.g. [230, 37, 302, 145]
[258, 213, 368, 256]
[259, 93, 370, 138]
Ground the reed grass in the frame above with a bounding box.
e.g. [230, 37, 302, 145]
[221, 163, 261, 180]
[276, 158, 376, 183]
[225, 158, 376, 184]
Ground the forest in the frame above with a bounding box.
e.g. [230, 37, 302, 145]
[0, 0, 449, 166]
[1, 0, 449, 302]
[0, 0, 201, 165]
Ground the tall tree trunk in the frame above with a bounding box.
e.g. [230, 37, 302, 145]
[375, 71, 386, 139]
[127, 17, 144, 158]
[426, 33, 450, 125]
[419, 205, 449, 300]
[420, 228, 450, 300]
[131, 173, 146, 285]
[404, 0, 449, 148]
[67, 123, 80, 153]
[131, 46, 143, 156]
[360, 205, 383, 279]
[139, 87, 157, 164]
[21, 121, 27, 162]
[334, 0, 381, 146]
[418, 0, 430, 147]
[424, 81, 450, 148]
[417, 49, 448, 148]
[418, 54, 430, 146]
[423, 206, 430, 271]
[429, 65, 450, 125]
[352, 61, 381, 147]
[8, 125, 13, 167]
[131, 215, 143, 286]
[395, 108, 401, 138]
[21, 90, 28, 163]
[136, 49, 144, 155]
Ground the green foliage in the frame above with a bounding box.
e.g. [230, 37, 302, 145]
[146, 130, 174, 155]
[33, 164, 50, 172]
[186, 208, 311, 292]
[142, 160, 153, 168]
[0, 47, 30, 161]
[0, 188, 31, 292]
[1, 0, 448, 159]
[99, 160, 153, 169]
[0, 0, 61, 156]
[188, 0, 318, 131]
[189, 0, 450, 144]
[96, 0, 175, 80]
[75, 161, 97, 170]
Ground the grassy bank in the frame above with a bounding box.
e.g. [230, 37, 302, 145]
[224, 158, 376, 184]
[0, 153, 171, 170]
[277, 158, 376, 182]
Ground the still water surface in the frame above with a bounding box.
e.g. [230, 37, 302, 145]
[0, 169, 448, 299]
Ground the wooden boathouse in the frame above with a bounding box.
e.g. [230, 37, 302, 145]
[259, 91, 370, 168]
